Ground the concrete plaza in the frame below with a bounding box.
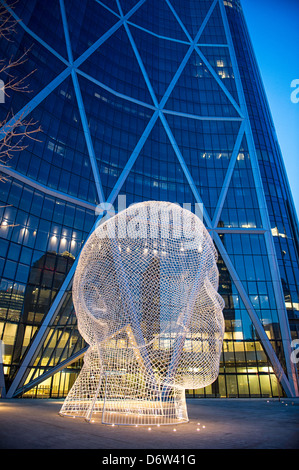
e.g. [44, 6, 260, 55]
[0, 398, 298, 449]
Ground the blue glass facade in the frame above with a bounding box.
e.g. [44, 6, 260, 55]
[225, 0, 299, 340]
[0, 0, 298, 399]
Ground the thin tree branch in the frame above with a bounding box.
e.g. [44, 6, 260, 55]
[0, 1, 42, 183]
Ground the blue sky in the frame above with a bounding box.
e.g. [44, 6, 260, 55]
[241, 0, 299, 216]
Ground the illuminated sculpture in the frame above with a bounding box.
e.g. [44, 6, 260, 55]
[60, 201, 224, 425]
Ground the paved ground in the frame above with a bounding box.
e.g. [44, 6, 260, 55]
[0, 398, 298, 450]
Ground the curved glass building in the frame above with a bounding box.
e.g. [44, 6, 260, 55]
[0, 0, 298, 399]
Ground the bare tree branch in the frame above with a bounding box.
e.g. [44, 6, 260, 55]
[0, 111, 42, 181]
[0, 1, 19, 41]
[0, 47, 37, 96]
[0, 1, 42, 183]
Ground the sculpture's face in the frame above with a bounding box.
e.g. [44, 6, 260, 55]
[73, 201, 224, 389]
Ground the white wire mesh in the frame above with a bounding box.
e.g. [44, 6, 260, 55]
[60, 201, 224, 425]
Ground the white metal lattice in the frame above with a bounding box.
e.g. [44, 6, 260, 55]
[60, 201, 224, 425]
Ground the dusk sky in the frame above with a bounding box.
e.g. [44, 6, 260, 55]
[241, 0, 299, 216]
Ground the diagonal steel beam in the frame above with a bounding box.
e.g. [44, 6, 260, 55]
[194, 45, 243, 118]
[13, 347, 88, 397]
[59, 0, 74, 63]
[0, 65, 73, 141]
[0, 0, 70, 65]
[106, 110, 159, 206]
[0, 166, 97, 211]
[162, 108, 242, 121]
[123, 21, 159, 107]
[212, 120, 246, 228]
[60, 0, 105, 204]
[95, 0, 121, 18]
[71, 70, 105, 203]
[76, 68, 156, 111]
[126, 19, 190, 45]
[159, 0, 218, 109]
[159, 112, 212, 227]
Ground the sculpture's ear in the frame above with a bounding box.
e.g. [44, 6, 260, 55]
[81, 279, 108, 320]
[75, 276, 111, 344]
[202, 277, 224, 310]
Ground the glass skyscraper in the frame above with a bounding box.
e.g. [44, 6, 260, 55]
[0, 0, 298, 399]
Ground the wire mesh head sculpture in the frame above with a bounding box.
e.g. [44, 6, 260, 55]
[60, 201, 224, 425]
